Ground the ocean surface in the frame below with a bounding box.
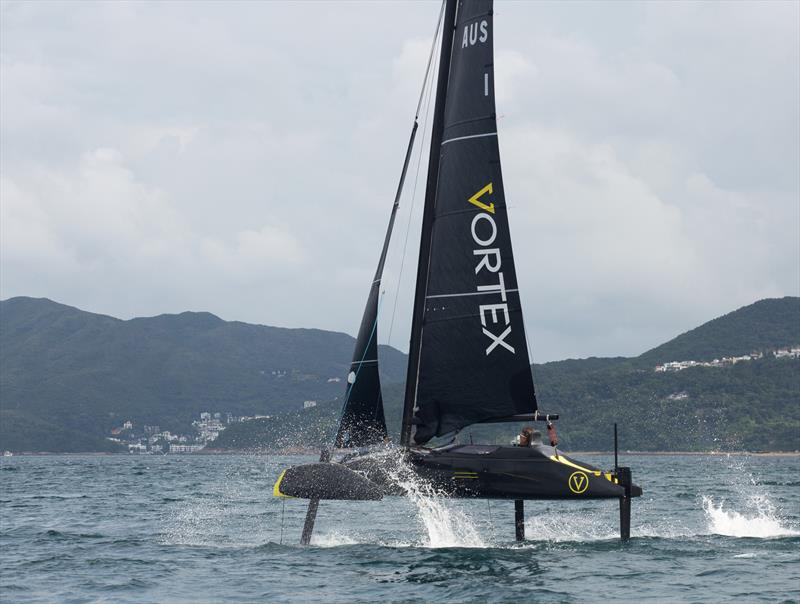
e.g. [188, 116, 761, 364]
[1, 453, 798, 603]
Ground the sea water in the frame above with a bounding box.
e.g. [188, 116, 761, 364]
[1, 453, 798, 603]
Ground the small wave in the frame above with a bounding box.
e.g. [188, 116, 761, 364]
[702, 496, 799, 538]
[41, 529, 106, 541]
[311, 532, 361, 547]
[758, 480, 800, 487]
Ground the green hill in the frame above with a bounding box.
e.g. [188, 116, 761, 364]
[1, 296, 798, 452]
[214, 352, 799, 453]
[531, 354, 798, 452]
[0, 409, 123, 453]
[637, 297, 799, 366]
[215, 297, 800, 453]
[0, 297, 406, 451]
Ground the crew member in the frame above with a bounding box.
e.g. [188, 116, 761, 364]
[518, 426, 533, 447]
[547, 421, 558, 447]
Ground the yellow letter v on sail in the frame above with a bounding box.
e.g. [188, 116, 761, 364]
[468, 183, 495, 214]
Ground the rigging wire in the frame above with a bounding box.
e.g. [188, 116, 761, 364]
[335, 2, 444, 445]
[280, 498, 285, 545]
[414, 0, 445, 120]
[386, 2, 443, 348]
[486, 499, 495, 541]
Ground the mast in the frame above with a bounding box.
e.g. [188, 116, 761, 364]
[401, 0, 459, 447]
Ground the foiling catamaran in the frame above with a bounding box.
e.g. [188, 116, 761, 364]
[274, 0, 641, 544]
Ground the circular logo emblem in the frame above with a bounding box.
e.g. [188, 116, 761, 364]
[568, 471, 589, 494]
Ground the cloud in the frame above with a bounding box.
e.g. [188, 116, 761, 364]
[500, 126, 694, 351]
[1, 1, 797, 361]
[1, 147, 308, 318]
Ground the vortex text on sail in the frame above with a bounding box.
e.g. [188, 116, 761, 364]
[469, 182, 514, 355]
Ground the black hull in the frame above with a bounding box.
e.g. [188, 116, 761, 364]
[275, 444, 642, 501]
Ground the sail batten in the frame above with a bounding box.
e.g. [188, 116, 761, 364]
[426, 288, 519, 299]
[441, 131, 497, 145]
[407, 0, 538, 446]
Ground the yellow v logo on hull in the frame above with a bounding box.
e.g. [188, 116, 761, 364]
[568, 471, 589, 494]
[468, 182, 495, 214]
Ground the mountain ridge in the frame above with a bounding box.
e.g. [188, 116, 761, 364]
[636, 297, 799, 366]
[0, 296, 407, 451]
[1, 295, 798, 452]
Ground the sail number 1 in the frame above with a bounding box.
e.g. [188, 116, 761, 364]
[469, 183, 515, 356]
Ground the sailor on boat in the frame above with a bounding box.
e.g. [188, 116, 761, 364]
[547, 422, 558, 447]
[517, 427, 542, 447]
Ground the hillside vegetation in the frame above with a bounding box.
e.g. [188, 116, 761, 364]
[215, 297, 800, 453]
[0, 297, 405, 451]
[214, 354, 799, 452]
[1, 296, 798, 452]
[637, 297, 799, 366]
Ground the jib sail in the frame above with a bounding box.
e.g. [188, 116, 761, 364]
[335, 121, 421, 448]
[334, 274, 389, 448]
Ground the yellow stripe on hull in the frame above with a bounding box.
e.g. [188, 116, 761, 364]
[549, 455, 619, 485]
[272, 469, 295, 498]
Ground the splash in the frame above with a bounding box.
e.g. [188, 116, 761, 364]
[162, 497, 229, 546]
[161, 474, 272, 547]
[387, 459, 487, 548]
[702, 496, 799, 538]
[700, 454, 800, 539]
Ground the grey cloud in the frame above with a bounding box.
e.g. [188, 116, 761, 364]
[1, 1, 797, 361]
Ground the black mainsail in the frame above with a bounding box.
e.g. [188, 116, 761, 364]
[404, 0, 537, 446]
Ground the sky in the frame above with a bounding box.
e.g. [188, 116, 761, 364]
[1, 0, 798, 362]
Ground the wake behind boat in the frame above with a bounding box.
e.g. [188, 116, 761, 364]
[274, 0, 641, 544]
